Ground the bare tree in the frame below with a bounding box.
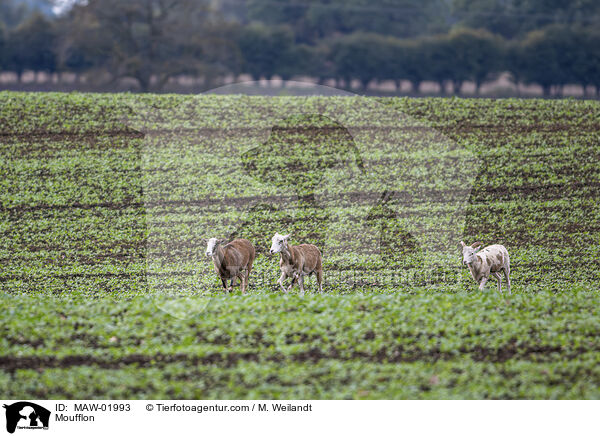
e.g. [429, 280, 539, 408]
[61, 0, 232, 91]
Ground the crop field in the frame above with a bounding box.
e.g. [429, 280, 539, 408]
[1, 92, 600, 399]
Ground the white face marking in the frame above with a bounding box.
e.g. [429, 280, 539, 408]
[269, 233, 289, 254]
[206, 238, 219, 256]
[462, 247, 478, 265]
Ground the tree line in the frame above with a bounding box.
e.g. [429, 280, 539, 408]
[0, 0, 599, 95]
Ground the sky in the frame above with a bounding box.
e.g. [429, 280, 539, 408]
[50, 0, 79, 15]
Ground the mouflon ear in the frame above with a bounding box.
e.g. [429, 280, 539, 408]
[282, 233, 291, 240]
[460, 241, 466, 248]
[471, 242, 481, 248]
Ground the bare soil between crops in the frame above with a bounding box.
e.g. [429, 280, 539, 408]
[0, 342, 594, 372]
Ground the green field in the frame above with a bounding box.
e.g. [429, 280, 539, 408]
[1, 92, 599, 399]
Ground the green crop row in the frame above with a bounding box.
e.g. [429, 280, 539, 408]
[1, 92, 599, 398]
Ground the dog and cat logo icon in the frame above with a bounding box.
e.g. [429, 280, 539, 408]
[3, 402, 50, 433]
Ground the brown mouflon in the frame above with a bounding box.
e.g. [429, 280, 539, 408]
[269, 232, 323, 294]
[206, 238, 255, 294]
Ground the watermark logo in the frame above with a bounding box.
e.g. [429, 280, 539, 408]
[3, 402, 50, 434]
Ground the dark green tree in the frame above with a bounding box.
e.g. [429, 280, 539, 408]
[512, 25, 584, 96]
[7, 12, 57, 81]
[329, 32, 390, 90]
[447, 28, 505, 94]
[451, 0, 600, 39]
[245, 0, 451, 43]
[396, 39, 428, 93]
[0, 0, 38, 28]
[54, 9, 109, 81]
[276, 43, 325, 83]
[589, 33, 600, 96]
[237, 23, 295, 82]
[0, 22, 6, 71]
[571, 29, 600, 96]
[421, 34, 455, 94]
[513, 28, 560, 96]
[505, 39, 527, 94]
[305, 43, 333, 85]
